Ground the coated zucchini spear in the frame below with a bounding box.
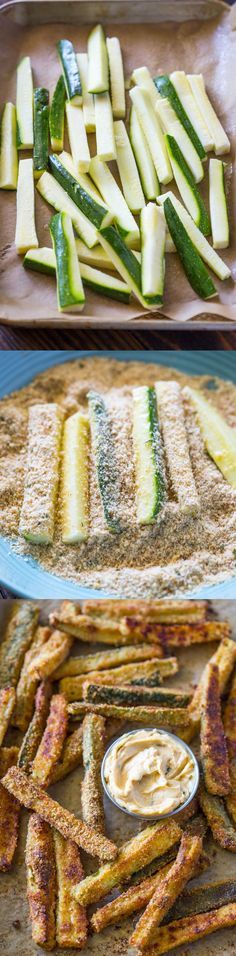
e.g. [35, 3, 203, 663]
[200, 662, 230, 796]
[155, 380, 200, 516]
[81, 713, 106, 832]
[0, 687, 15, 745]
[0, 747, 20, 871]
[68, 701, 190, 728]
[142, 902, 236, 955]
[26, 813, 56, 950]
[49, 598, 206, 640]
[49, 725, 83, 784]
[13, 625, 51, 731]
[199, 784, 236, 852]
[88, 389, 122, 533]
[31, 693, 68, 787]
[19, 404, 63, 544]
[133, 386, 166, 525]
[60, 658, 178, 700]
[0, 602, 39, 688]
[54, 642, 164, 679]
[54, 833, 88, 948]
[224, 668, 236, 822]
[28, 629, 73, 680]
[18, 680, 52, 772]
[83, 682, 191, 709]
[187, 636, 236, 742]
[61, 410, 90, 544]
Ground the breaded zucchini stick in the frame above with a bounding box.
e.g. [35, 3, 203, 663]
[124, 620, 230, 648]
[50, 725, 83, 784]
[31, 693, 68, 787]
[2, 766, 117, 861]
[224, 669, 236, 823]
[128, 833, 202, 954]
[73, 820, 182, 904]
[141, 902, 236, 956]
[0, 602, 39, 687]
[13, 626, 51, 731]
[54, 833, 88, 948]
[199, 784, 236, 851]
[19, 403, 63, 544]
[81, 713, 106, 833]
[28, 629, 74, 680]
[50, 599, 206, 643]
[201, 662, 230, 796]
[82, 599, 206, 625]
[60, 657, 178, 701]
[83, 682, 191, 708]
[0, 686, 15, 745]
[54, 642, 164, 679]
[26, 813, 56, 950]
[68, 701, 190, 728]
[187, 636, 236, 741]
[18, 680, 52, 772]
[155, 380, 200, 517]
[0, 746, 20, 871]
[165, 878, 236, 924]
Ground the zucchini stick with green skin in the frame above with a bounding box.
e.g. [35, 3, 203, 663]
[15, 158, 38, 254]
[50, 212, 85, 313]
[158, 191, 230, 280]
[0, 103, 18, 189]
[26, 814, 56, 949]
[156, 97, 203, 183]
[59, 149, 103, 203]
[49, 75, 66, 151]
[57, 39, 82, 104]
[89, 155, 140, 245]
[62, 411, 90, 544]
[170, 71, 214, 152]
[129, 86, 172, 185]
[142, 903, 236, 956]
[60, 659, 168, 700]
[81, 713, 106, 832]
[163, 197, 216, 300]
[18, 680, 52, 772]
[209, 158, 229, 249]
[23, 247, 130, 303]
[68, 701, 190, 728]
[133, 386, 166, 524]
[83, 682, 192, 708]
[33, 88, 49, 179]
[187, 74, 230, 155]
[114, 119, 145, 213]
[130, 106, 160, 200]
[155, 380, 200, 517]
[54, 643, 164, 679]
[165, 134, 210, 235]
[106, 37, 126, 119]
[88, 389, 122, 533]
[54, 833, 88, 948]
[140, 204, 165, 303]
[199, 785, 236, 852]
[0, 603, 39, 689]
[154, 74, 206, 161]
[94, 92, 116, 162]
[49, 153, 112, 229]
[77, 52, 95, 131]
[31, 694, 68, 787]
[0, 687, 16, 745]
[66, 101, 90, 174]
[184, 386, 236, 488]
[200, 662, 230, 796]
[87, 24, 109, 94]
[16, 56, 33, 149]
[13, 626, 51, 731]
[99, 226, 148, 308]
[37, 171, 98, 248]
[19, 403, 63, 543]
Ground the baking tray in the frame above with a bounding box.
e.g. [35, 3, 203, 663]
[0, 0, 236, 330]
[1, 597, 236, 956]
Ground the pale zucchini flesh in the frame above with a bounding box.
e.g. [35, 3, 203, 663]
[16, 56, 33, 149]
[209, 159, 229, 249]
[19, 403, 63, 544]
[59, 151, 103, 205]
[50, 211, 85, 312]
[140, 203, 165, 303]
[66, 101, 90, 173]
[57, 39, 82, 104]
[170, 72, 214, 152]
[15, 158, 38, 254]
[75, 239, 117, 269]
[165, 134, 210, 235]
[0, 103, 18, 189]
[114, 119, 145, 213]
[158, 190, 231, 281]
[130, 106, 160, 200]
[37, 171, 98, 248]
[49, 75, 66, 151]
[49, 153, 112, 229]
[24, 247, 56, 275]
[77, 52, 95, 131]
[131, 66, 160, 111]
[133, 385, 165, 525]
[89, 155, 140, 245]
[94, 92, 116, 162]
[62, 411, 90, 543]
[156, 97, 204, 183]
[185, 387, 236, 489]
[87, 24, 109, 94]
[106, 37, 126, 119]
[187, 75, 230, 156]
[154, 74, 206, 160]
[163, 197, 216, 300]
[129, 86, 172, 186]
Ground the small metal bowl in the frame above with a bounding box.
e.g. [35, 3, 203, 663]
[101, 728, 199, 821]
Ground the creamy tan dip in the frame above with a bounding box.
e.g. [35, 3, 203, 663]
[103, 729, 195, 817]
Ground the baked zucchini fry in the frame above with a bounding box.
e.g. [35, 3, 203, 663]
[0, 602, 39, 688]
[26, 813, 56, 950]
[19, 404, 63, 544]
[143, 902, 236, 956]
[54, 832, 88, 948]
[28, 629, 73, 680]
[0, 746, 20, 871]
[83, 682, 191, 708]
[128, 833, 202, 954]
[201, 662, 230, 795]
[13, 626, 51, 730]
[2, 766, 117, 861]
[139, 620, 230, 648]
[165, 878, 236, 924]
[49, 725, 83, 784]
[224, 669, 236, 821]
[18, 680, 52, 772]
[60, 658, 178, 700]
[199, 784, 236, 851]
[68, 701, 190, 728]
[31, 693, 68, 787]
[49, 599, 206, 643]
[74, 819, 182, 904]
[155, 381, 199, 516]
[188, 636, 236, 742]
[54, 643, 163, 679]
[82, 599, 206, 624]
[81, 713, 106, 832]
[0, 686, 15, 744]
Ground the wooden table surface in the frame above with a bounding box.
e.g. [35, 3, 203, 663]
[1, 326, 236, 350]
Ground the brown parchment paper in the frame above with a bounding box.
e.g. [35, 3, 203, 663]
[0, 0, 236, 327]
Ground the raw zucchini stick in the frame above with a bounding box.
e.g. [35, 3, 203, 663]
[0, 747, 20, 871]
[19, 403, 63, 543]
[18, 680, 52, 773]
[200, 662, 230, 796]
[66, 100, 90, 173]
[61, 410, 90, 544]
[129, 86, 172, 185]
[83, 682, 191, 708]
[31, 694, 68, 787]
[170, 71, 214, 152]
[0, 687, 15, 745]
[185, 386, 236, 487]
[188, 637, 236, 742]
[16, 55, 33, 149]
[128, 834, 202, 954]
[158, 190, 230, 280]
[75, 239, 118, 268]
[2, 767, 117, 862]
[15, 158, 38, 254]
[54, 833, 88, 948]
[24, 247, 130, 302]
[89, 155, 140, 245]
[68, 702, 190, 728]
[155, 380, 200, 516]
[130, 106, 160, 201]
[143, 902, 236, 956]
[165, 134, 210, 235]
[154, 74, 206, 161]
[187, 74, 230, 155]
[81, 713, 106, 832]
[163, 197, 216, 300]
[94, 92, 116, 161]
[140, 204, 165, 303]
[0, 103, 18, 189]
[209, 158, 229, 249]
[37, 171, 98, 248]
[0, 602, 39, 689]
[28, 629, 73, 680]
[74, 819, 181, 904]
[33, 87, 49, 179]
[114, 119, 145, 213]
[199, 785, 236, 852]
[26, 813, 56, 950]
[49, 75, 66, 150]
[60, 659, 174, 700]
[50, 211, 85, 313]
[55, 151, 104, 205]
[87, 24, 109, 94]
[77, 52, 95, 131]
[54, 643, 163, 679]
[13, 626, 51, 731]
[133, 385, 166, 525]
[50, 725, 83, 784]
[99, 226, 148, 308]
[88, 389, 122, 534]
[106, 37, 126, 118]
[156, 97, 203, 183]
[131, 66, 160, 111]
[57, 39, 82, 104]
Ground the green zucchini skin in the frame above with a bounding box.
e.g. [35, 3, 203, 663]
[88, 390, 122, 534]
[165, 880, 236, 925]
[23, 250, 55, 275]
[49, 154, 109, 229]
[84, 682, 191, 708]
[50, 211, 85, 311]
[166, 134, 210, 236]
[33, 88, 49, 177]
[154, 74, 206, 161]
[164, 197, 216, 299]
[100, 224, 142, 288]
[0, 604, 39, 688]
[49, 75, 66, 150]
[57, 39, 82, 103]
[81, 272, 130, 303]
[147, 386, 166, 518]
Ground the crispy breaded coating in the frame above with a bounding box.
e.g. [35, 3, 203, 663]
[59, 658, 178, 701]
[0, 686, 15, 745]
[201, 663, 230, 796]
[83, 682, 191, 708]
[0, 745, 20, 871]
[54, 643, 163, 679]
[2, 766, 117, 862]
[187, 637, 236, 742]
[54, 833, 88, 948]
[0, 602, 39, 688]
[13, 626, 51, 731]
[141, 902, 236, 955]
[199, 784, 236, 851]
[50, 726, 83, 784]
[31, 693, 68, 787]
[82, 600, 206, 625]
[81, 713, 106, 833]
[28, 630, 73, 680]
[18, 680, 52, 773]
[50, 600, 206, 644]
[25, 813, 56, 950]
[68, 701, 190, 728]
[121, 620, 230, 648]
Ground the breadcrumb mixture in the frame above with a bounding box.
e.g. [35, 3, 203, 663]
[0, 356, 236, 597]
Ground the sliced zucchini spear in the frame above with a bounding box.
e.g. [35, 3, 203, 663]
[114, 119, 145, 213]
[59, 150, 103, 204]
[140, 203, 165, 304]
[24, 247, 55, 275]
[49, 153, 111, 229]
[187, 74, 230, 156]
[57, 39, 82, 104]
[16, 55, 34, 149]
[87, 24, 109, 94]
[49, 75, 66, 151]
[62, 411, 90, 543]
[37, 171, 98, 248]
[0, 103, 18, 189]
[50, 211, 85, 313]
[170, 72, 214, 152]
[129, 85, 172, 186]
[209, 159, 229, 249]
[89, 155, 140, 246]
[158, 191, 230, 281]
[94, 92, 116, 162]
[163, 197, 216, 300]
[66, 101, 90, 174]
[88, 390, 122, 534]
[185, 387, 236, 488]
[165, 134, 210, 235]
[129, 106, 160, 201]
[131, 66, 160, 111]
[106, 37, 126, 119]
[15, 158, 38, 254]
[77, 52, 95, 132]
[133, 385, 165, 525]
[33, 88, 49, 179]
[154, 74, 206, 160]
[156, 97, 204, 184]
[99, 224, 148, 308]
[24, 246, 130, 302]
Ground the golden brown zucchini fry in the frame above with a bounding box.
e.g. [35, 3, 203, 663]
[60, 658, 178, 701]
[0, 602, 39, 688]
[18, 680, 52, 772]
[142, 902, 236, 956]
[81, 713, 106, 833]
[82, 599, 206, 625]
[128, 833, 202, 954]
[73, 819, 182, 905]
[54, 832, 88, 948]
[83, 682, 191, 708]
[2, 766, 117, 862]
[26, 813, 56, 950]
[54, 643, 163, 679]
[0, 745, 20, 871]
[187, 637, 236, 742]
[199, 784, 236, 851]
[0, 686, 15, 745]
[13, 626, 51, 731]
[200, 662, 230, 796]
[50, 725, 83, 784]
[122, 621, 230, 647]
[224, 669, 236, 824]
[28, 629, 74, 680]
[31, 693, 68, 787]
[50, 600, 206, 644]
[68, 701, 190, 728]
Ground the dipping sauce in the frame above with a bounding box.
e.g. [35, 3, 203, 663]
[103, 729, 196, 817]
